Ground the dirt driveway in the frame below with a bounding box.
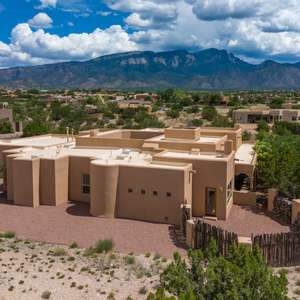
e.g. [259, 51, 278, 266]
[0, 200, 186, 257]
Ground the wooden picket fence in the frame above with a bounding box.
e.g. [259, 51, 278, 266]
[252, 232, 300, 267]
[194, 221, 238, 257]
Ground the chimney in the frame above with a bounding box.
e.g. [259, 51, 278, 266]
[224, 140, 233, 155]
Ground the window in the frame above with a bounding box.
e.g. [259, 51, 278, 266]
[166, 192, 172, 197]
[82, 174, 90, 194]
[153, 191, 158, 196]
[141, 189, 146, 195]
[128, 188, 133, 193]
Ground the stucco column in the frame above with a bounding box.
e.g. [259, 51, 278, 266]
[90, 160, 119, 217]
[267, 188, 278, 212]
[292, 199, 300, 224]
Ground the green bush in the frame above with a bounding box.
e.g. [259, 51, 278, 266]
[94, 239, 114, 254]
[49, 247, 67, 256]
[125, 255, 135, 265]
[157, 241, 288, 300]
[242, 130, 251, 141]
[0, 231, 15, 239]
[202, 106, 217, 121]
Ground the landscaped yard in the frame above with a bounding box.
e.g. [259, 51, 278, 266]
[0, 236, 166, 300]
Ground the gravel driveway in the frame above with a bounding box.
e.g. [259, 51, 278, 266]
[0, 200, 186, 257]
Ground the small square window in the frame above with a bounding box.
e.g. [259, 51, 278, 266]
[153, 191, 158, 196]
[128, 188, 133, 193]
[166, 192, 171, 197]
[141, 190, 146, 195]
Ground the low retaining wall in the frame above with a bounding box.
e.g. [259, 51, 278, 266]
[233, 190, 257, 206]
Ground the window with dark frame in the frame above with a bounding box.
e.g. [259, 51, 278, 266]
[82, 174, 90, 194]
[128, 188, 133, 193]
[166, 192, 171, 197]
[153, 191, 158, 196]
[141, 189, 146, 195]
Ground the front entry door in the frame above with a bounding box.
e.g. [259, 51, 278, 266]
[206, 188, 217, 217]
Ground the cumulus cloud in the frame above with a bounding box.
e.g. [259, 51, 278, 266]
[186, 0, 262, 21]
[2, 0, 300, 68]
[28, 13, 53, 29]
[38, 0, 57, 9]
[0, 24, 138, 68]
[104, 0, 179, 29]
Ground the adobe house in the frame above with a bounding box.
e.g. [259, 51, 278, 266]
[233, 108, 300, 124]
[0, 126, 256, 226]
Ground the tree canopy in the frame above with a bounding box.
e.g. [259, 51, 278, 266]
[148, 241, 288, 300]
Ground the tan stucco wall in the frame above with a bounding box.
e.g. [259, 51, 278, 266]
[40, 156, 69, 206]
[90, 162, 119, 217]
[114, 163, 192, 225]
[154, 153, 235, 220]
[165, 128, 200, 140]
[154, 141, 217, 152]
[233, 190, 257, 206]
[69, 156, 91, 203]
[76, 137, 144, 149]
[12, 158, 40, 207]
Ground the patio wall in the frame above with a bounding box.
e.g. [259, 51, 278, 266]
[233, 190, 257, 206]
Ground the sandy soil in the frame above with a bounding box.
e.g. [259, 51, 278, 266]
[0, 237, 168, 300]
[278, 267, 300, 300]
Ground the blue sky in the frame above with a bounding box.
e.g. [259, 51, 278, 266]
[1, 0, 300, 68]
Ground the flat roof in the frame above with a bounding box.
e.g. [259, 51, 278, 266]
[158, 150, 230, 161]
[146, 135, 223, 144]
[235, 144, 256, 164]
[0, 135, 71, 148]
[13, 146, 190, 170]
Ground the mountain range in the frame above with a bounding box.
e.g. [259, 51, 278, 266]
[1, 49, 300, 90]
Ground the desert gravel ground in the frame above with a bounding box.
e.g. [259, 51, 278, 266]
[0, 200, 186, 258]
[0, 237, 167, 300]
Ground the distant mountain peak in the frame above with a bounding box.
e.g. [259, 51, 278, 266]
[0, 49, 300, 90]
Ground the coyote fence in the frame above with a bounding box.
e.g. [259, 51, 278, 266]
[252, 232, 300, 267]
[194, 221, 238, 257]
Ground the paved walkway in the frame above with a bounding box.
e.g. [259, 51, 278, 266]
[202, 205, 290, 236]
[0, 200, 186, 257]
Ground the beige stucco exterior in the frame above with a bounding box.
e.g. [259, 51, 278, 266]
[0, 126, 256, 225]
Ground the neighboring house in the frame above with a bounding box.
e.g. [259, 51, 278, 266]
[233, 108, 300, 124]
[0, 126, 256, 226]
[0, 103, 22, 132]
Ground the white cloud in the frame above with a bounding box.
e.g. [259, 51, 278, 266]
[28, 13, 53, 29]
[104, 0, 179, 29]
[186, 0, 262, 21]
[38, 0, 57, 9]
[0, 23, 138, 68]
[3, 0, 300, 68]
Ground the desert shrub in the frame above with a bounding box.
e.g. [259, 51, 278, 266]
[139, 286, 148, 295]
[50, 247, 67, 256]
[41, 290, 51, 299]
[69, 241, 78, 249]
[94, 239, 114, 253]
[157, 241, 288, 300]
[125, 255, 135, 265]
[0, 231, 15, 238]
